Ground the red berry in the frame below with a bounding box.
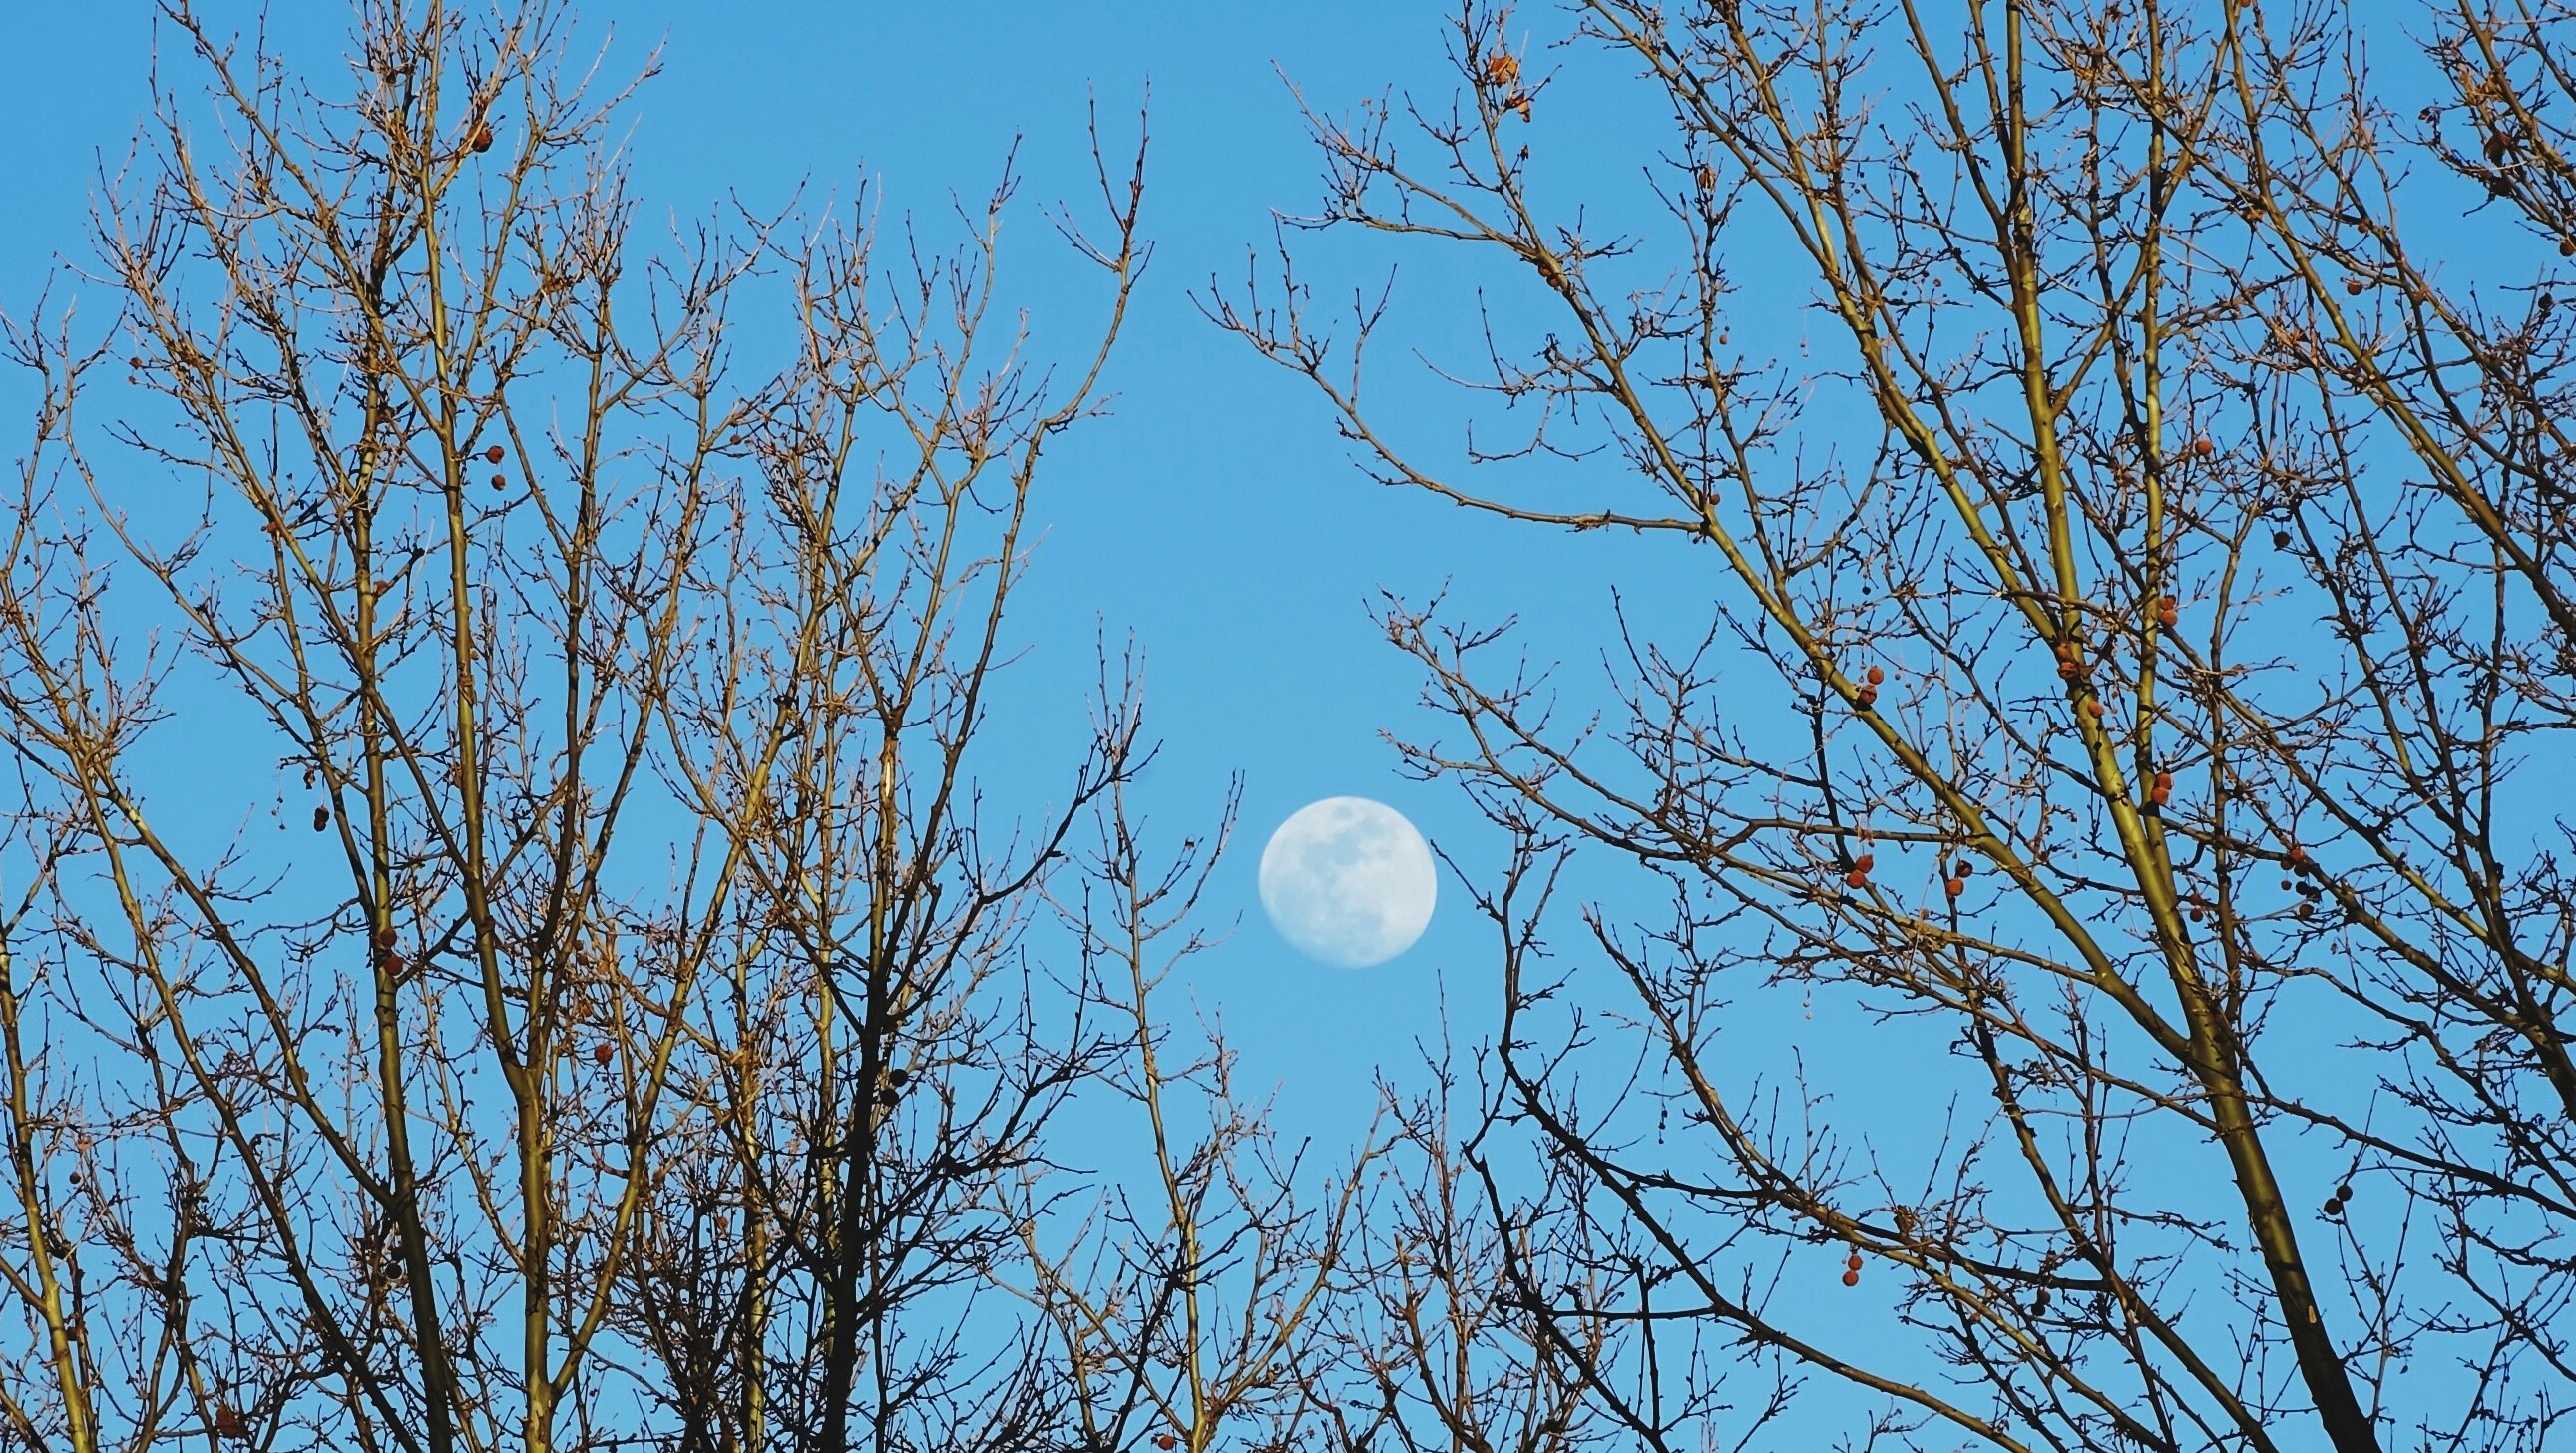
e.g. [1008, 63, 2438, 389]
[1853, 854, 1875, 873]
[1840, 1268, 1860, 1287]
[1866, 665, 1886, 685]
[491, 473, 507, 490]
[1945, 877, 1966, 897]
[2084, 700, 2105, 719]
[593, 1042, 614, 1066]
[469, 121, 495, 153]
[485, 443, 506, 464]
[2191, 437, 2215, 458]
[1844, 869, 1869, 889]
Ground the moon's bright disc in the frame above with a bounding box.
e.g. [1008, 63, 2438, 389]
[1258, 797, 1437, 968]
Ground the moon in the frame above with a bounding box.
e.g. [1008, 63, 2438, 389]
[1258, 797, 1437, 968]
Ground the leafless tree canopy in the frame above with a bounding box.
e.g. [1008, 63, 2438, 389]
[1215, 1, 2576, 1451]
[9, 2, 2576, 1453]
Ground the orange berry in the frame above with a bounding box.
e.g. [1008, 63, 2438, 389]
[2191, 437, 2215, 458]
[2084, 700, 2105, 719]
[2344, 276, 2365, 295]
[1853, 853, 1875, 873]
[1841, 1267, 1861, 1287]
[490, 473, 507, 489]
[1845, 1251, 1864, 1270]
[1945, 876, 1966, 897]
[1866, 665, 1886, 685]
[1844, 869, 1869, 889]
[485, 443, 506, 464]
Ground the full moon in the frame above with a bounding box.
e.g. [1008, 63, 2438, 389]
[1257, 797, 1437, 968]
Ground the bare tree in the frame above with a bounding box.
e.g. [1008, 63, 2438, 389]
[0, 6, 1155, 1453]
[1218, 2, 2576, 1450]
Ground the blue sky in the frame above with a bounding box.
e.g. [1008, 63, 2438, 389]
[0, 2, 1666, 1147]
[10, 3, 2533, 1437]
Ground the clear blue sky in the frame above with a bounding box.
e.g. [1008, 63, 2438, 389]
[0, 2, 1699, 1147]
[11, 5, 2518, 1438]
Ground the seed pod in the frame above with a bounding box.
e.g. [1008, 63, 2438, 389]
[1841, 1267, 1861, 1287]
[2274, 529, 2293, 549]
[1845, 1251, 1864, 1271]
[313, 804, 331, 832]
[1945, 877, 1966, 897]
[491, 473, 507, 489]
[469, 121, 495, 153]
[2336, 1181, 2353, 1200]
[1853, 854, 1875, 873]
[376, 926, 398, 949]
[484, 443, 505, 464]
[1844, 869, 1869, 889]
[1866, 665, 1886, 685]
[2192, 437, 2215, 458]
[593, 1042, 614, 1066]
